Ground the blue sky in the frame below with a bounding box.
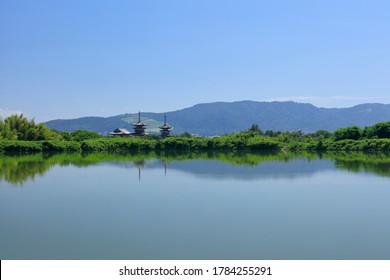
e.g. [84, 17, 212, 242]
[1, 0, 389, 122]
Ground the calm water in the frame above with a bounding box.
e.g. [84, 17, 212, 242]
[0, 152, 389, 259]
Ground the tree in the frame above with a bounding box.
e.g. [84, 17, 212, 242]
[364, 122, 390, 139]
[264, 130, 282, 137]
[0, 114, 60, 141]
[59, 131, 72, 141]
[333, 126, 362, 141]
[179, 131, 192, 138]
[311, 130, 332, 139]
[248, 124, 263, 135]
[0, 118, 4, 139]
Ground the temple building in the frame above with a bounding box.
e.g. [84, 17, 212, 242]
[132, 111, 146, 136]
[159, 115, 172, 138]
[108, 128, 131, 137]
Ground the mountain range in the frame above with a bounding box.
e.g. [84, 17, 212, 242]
[44, 101, 390, 136]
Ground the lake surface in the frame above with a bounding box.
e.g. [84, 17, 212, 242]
[1, 152, 389, 259]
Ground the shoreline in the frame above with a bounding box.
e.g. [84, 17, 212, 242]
[1, 136, 390, 154]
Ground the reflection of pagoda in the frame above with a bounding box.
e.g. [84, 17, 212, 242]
[159, 115, 172, 138]
[132, 111, 146, 136]
[133, 160, 145, 181]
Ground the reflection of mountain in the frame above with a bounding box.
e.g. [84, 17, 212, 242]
[81, 155, 389, 181]
[1, 152, 389, 185]
[155, 159, 335, 180]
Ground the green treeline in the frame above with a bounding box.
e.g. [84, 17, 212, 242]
[0, 114, 60, 141]
[1, 114, 390, 153]
[0, 114, 101, 141]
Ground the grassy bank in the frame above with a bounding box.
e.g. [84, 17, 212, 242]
[1, 135, 390, 154]
[284, 138, 390, 151]
[0, 140, 81, 153]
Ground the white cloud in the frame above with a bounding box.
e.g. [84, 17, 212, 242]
[0, 108, 24, 119]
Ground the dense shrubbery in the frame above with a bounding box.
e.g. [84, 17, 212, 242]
[333, 122, 390, 140]
[324, 139, 390, 151]
[0, 140, 81, 153]
[0, 140, 43, 153]
[79, 134, 282, 152]
[363, 122, 390, 139]
[333, 126, 363, 141]
[68, 130, 102, 141]
[81, 138, 157, 152]
[41, 141, 81, 152]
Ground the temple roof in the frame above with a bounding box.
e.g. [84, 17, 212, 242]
[109, 128, 131, 135]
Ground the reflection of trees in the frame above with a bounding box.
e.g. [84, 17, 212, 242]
[0, 157, 52, 185]
[1, 151, 390, 185]
[337, 161, 390, 177]
[328, 152, 390, 178]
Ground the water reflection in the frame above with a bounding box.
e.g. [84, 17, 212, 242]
[0, 151, 389, 185]
[1, 151, 390, 260]
[0, 155, 51, 185]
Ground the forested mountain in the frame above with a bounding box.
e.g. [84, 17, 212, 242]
[45, 101, 390, 136]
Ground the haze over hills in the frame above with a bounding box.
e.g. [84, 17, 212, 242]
[44, 101, 390, 136]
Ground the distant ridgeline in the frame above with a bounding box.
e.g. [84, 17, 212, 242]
[44, 101, 390, 136]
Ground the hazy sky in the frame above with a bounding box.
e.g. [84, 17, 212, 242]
[1, 0, 390, 122]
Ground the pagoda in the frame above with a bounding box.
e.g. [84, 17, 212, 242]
[132, 111, 146, 136]
[159, 115, 172, 138]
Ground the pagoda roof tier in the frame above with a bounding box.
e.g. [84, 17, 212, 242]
[159, 115, 172, 130]
[159, 124, 172, 129]
[133, 122, 146, 126]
